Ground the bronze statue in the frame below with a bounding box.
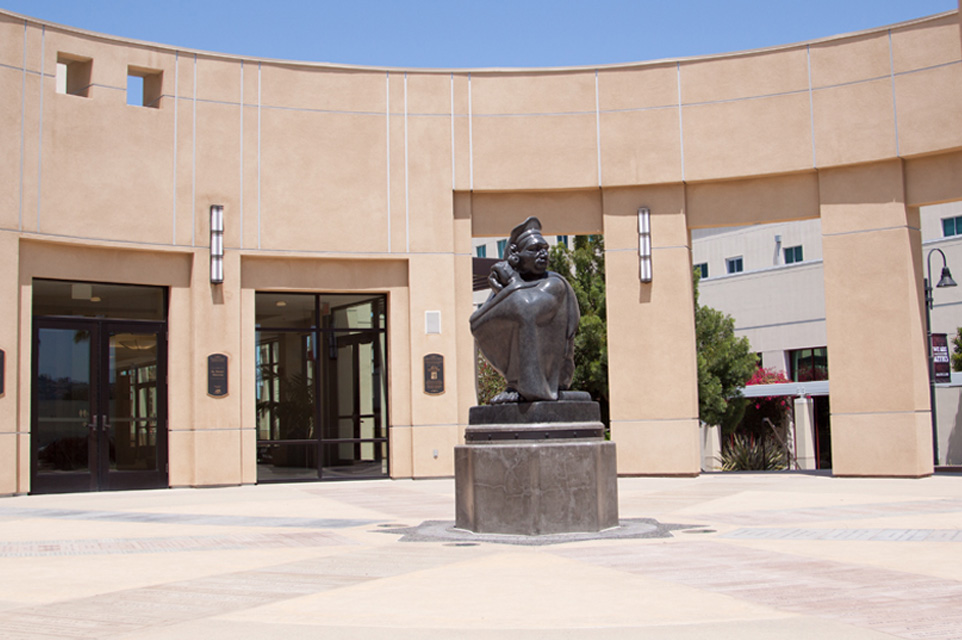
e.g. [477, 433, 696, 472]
[470, 217, 579, 403]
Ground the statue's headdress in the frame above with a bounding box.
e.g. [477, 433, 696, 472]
[508, 216, 543, 249]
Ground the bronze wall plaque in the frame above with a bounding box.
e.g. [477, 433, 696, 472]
[208, 353, 228, 397]
[423, 353, 444, 395]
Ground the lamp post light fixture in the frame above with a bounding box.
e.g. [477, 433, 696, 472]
[638, 206, 652, 283]
[210, 205, 224, 284]
[924, 247, 957, 466]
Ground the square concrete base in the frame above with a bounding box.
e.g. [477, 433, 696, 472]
[455, 439, 618, 535]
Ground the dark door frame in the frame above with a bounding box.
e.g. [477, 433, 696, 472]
[31, 317, 168, 494]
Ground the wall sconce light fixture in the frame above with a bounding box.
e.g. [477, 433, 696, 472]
[210, 205, 224, 284]
[638, 206, 652, 283]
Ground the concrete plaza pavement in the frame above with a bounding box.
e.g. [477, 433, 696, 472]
[0, 472, 961, 639]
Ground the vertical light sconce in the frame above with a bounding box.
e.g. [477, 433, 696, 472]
[210, 204, 224, 284]
[638, 206, 652, 283]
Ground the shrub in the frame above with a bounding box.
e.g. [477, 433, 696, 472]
[720, 433, 787, 471]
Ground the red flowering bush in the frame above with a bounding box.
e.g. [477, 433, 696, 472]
[721, 367, 793, 465]
[745, 367, 792, 413]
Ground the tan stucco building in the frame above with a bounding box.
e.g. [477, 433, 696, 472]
[3, 7, 962, 494]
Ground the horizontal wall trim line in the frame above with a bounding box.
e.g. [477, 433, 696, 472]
[607, 245, 689, 253]
[823, 224, 918, 238]
[14, 57, 955, 120]
[401, 423, 463, 429]
[832, 410, 929, 417]
[610, 417, 699, 424]
[168, 427, 247, 432]
[0, 61, 40, 75]
[700, 259, 823, 282]
[734, 317, 826, 332]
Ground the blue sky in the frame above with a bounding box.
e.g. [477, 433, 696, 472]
[1, 1, 957, 68]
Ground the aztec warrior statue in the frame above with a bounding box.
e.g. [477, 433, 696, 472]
[469, 217, 580, 404]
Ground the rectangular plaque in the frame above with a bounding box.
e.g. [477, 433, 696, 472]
[423, 353, 444, 395]
[208, 353, 228, 397]
[932, 333, 951, 384]
[0, 349, 4, 396]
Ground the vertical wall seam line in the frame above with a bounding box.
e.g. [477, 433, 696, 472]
[36, 25, 45, 232]
[676, 62, 685, 182]
[19, 21, 26, 231]
[257, 62, 262, 250]
[172, 52, 179, 244]
[889, 30, 900, 157]
[450, 73, 455, 190]
[386, 71, 391, 253]
[239, 61, 244, 249]
[468, 73, 474, 191]
[404, 72, 410, 253]
[595, 70, 602, 188]
[807, 45, 817, 168]
[191, 54, 197, 247]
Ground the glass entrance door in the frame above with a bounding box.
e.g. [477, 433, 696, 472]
[32, 319, 167, 493]
[322, 330, 387, 478]
[255, 293, 388, 481]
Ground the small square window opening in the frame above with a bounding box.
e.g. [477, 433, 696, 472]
[56, 54, 92, 97]
[127, 66, 163, 108]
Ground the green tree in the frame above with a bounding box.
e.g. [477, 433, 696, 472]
[694, 271, 758, 428]
[952, 327, 962, 372]
[549, 235, 609, 424]
[476, 351, 506, 405]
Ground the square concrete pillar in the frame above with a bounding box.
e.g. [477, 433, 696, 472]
[793, 396, 817, 470]
[0, 232, 19, 494]
[820, 161, 933, 477]
[603, 186, 700, 475]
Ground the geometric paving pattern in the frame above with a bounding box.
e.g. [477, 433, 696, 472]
[0, 547, 476, 640]
[723, 527, 962, 542]
[556, 540, 962, 640]
[2, 477, 962, 639]
[0, 530, 352, 557]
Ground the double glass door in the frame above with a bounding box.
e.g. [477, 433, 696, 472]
[255, 293, 388, 481]
[32, 319, 167, 493]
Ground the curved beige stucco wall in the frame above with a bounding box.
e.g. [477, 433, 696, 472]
[2, 8, 962, 491]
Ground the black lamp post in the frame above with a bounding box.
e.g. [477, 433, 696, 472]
[925, 247, 957, 466]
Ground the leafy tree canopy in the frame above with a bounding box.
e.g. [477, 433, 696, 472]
[694, 271, 758, 427]
[952, 327, 962, 372]
[550, 236, 608, 421]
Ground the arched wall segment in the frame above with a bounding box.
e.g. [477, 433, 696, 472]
[1, 9, 961, 491]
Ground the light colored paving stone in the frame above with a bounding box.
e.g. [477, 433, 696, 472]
[0, 474, 959, 638]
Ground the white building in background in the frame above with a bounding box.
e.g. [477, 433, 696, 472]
[693, 203, 962, 469]
[471, 204, 962, 470]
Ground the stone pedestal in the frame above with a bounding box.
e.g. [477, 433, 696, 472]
[455, 393, 618, 535]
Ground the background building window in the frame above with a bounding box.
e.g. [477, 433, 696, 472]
[942, 216, 962, 237]
[726, 256, 743, 274]
[476, 245, 486, 258]
[784, 245, 803, 264]
[556, 235, 569, 248]
[497, 239, 507, 258]
[790, 347, 828, 382]
[694, 263, 709, 279]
